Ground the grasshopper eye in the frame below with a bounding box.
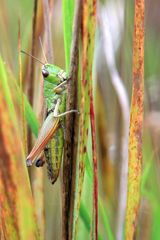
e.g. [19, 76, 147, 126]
[42, 69, 49, 78]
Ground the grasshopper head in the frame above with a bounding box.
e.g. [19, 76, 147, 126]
[42, 64, 68, 85]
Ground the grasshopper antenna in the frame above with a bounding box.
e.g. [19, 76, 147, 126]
[39, 36, 48, 63]
[21, 50, 45, 65]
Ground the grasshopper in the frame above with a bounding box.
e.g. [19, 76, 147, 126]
[23, 52, 77, 184]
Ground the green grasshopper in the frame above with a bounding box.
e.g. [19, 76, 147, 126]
[23, 51, 77, 184]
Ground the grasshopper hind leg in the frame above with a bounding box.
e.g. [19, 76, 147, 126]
[44, 126, 64, 184]
[44, 144, 61, 184]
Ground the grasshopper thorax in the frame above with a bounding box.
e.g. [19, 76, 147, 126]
[42, 64, 68, 85]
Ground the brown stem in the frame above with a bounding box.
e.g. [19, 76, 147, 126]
[62, 1, 82, 239]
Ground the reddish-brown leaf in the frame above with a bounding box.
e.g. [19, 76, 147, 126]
[0, 59, 38, 240]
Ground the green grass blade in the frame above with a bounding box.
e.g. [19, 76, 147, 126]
[14, 81, 39, 137]
[62, 0, 75, 72]
[85, 153, 114, 240]
[73, 1, 97, 238]
[80, 202, 103, 240]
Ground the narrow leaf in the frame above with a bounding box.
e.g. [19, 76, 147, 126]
[72, 0, 97, 238]
[125, 0, 144, 239]
[0, 57, 38, 240]
[62, 0, 75, 72]
[15, 81, 39, 137]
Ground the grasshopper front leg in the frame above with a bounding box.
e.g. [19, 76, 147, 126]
[53, 80, 67, 94]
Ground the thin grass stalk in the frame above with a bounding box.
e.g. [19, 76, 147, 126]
[71, 1, 97, 239]
[18, 22, 27, 156]
[62, 0, 82, 239]
[62, 0, 75, 72]
[90, 95, 98, 240]
[88, 2, 98, 236]
[125, 0, 144, 239]
[28, 1, 45, 236]
[42, 0, 53, 62]
[27, 0, 38, 153]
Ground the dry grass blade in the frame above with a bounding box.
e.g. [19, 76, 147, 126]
[24, 1, 45, 237]
[0, 58, 38, 240]
[42, 0, 53, 62]
[27, 0, 38, 153]
[18, 22, 27, 157]
[125, 0, 144, 239]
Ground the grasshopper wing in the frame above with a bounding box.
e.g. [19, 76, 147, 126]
[26, 113, 60, 166]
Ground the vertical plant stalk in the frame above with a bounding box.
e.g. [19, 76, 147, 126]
[88, 3, 98, 239]
[28, 1, 45, 237]
[62, 0, 75, 72]
[62, 1, 82, 239]
[42, 0, 53, 62]
[71, 0, 97, 239]
[18, 22, 27, 156]
[125, 0, 144, 239]
[90, 95, 98, 240]
[27, 0, 38, 152]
